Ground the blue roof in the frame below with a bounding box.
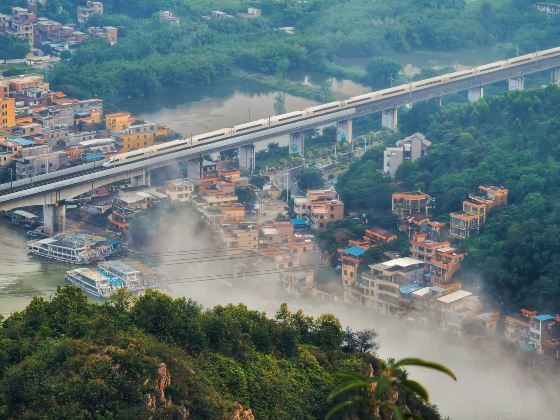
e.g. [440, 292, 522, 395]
[534, 314, 555, 321]
[105, 238, 121, 245]
[75, 111, 90, 117]
[343, 246, 365, 257]
[83, 153, 104, 161]
[291, 218, 307, 226]
[400, 283, 422, 295]
[9, 137, 35, 146]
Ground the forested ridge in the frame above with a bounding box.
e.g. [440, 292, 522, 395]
[337, 85, 560, 313]
[0, 287, 440, 419]
[4, 0, 557, 99]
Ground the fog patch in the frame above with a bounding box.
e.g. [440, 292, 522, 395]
[147, 207, 560, 419]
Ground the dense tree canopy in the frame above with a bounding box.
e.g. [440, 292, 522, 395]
[38, 0, 560, 100]
[0, 287, 440, 419]
[364, 58, 402, 89]
[0, 36, 29, 62]
[296, 168, 324, 191]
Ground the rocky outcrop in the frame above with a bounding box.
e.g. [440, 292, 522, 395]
[146, 362, 174, 413]
[230, 403, 255, 420]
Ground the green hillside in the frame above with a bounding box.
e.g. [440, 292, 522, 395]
[338, 85, 560, 313]
[0, 287, 440, 419]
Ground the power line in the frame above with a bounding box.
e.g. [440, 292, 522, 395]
[0, 263, 330, 298]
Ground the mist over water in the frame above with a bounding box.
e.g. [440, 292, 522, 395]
[153, 209, 560, 420]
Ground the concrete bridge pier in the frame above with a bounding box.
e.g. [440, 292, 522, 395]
[289, 132, 304, 157]
[238, 144, 256, 174]
[187, 158, 203, 179]
[336, 119, 353, 145]
[381, 107, 398, 130]
[552, 68, 560, 84]
[468, 86, 484, 102]
[130, 169, 151, 187]
[508, 77, 524, 91]
[43, 202, 66, 235]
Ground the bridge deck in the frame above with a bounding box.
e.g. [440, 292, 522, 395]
[1, 47, 560, 209]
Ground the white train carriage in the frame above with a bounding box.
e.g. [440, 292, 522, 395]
[508, 53, 536, 66]
[346, 92, 376, 106]
[275, 110, 304, 123]
[234, 119, 267, 134]
[378, 85, 409, 97]
[539, 47, 560, 58]
[476, 60, 507, 74]
[447, 68, 475, 81]
[194, 127, 233, 144]
[307, 100, 343, 115]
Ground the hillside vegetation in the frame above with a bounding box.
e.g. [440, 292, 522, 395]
[0, 287, 440, 419]
[337, 85, 560, 313]
[33, 0, 560, 99]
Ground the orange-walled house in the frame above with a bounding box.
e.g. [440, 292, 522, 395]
[105, 112, 134, 132]
[0, 98, 16, 129]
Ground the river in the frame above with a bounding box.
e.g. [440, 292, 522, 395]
[0, 219, 67, 315]
[118, 47, 503, 140]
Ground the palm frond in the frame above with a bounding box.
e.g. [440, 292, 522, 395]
[402, 379, 430, 402]
[395, 358, 457, 381]
[325, 395, 369, 420]
[327, 379, 369, 402]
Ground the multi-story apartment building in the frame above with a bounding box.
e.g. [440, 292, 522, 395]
[116, 122, 157, 152]
[365, 226, 397, 244]
[0, 137, 23, 167]
[347, 257, 427, 314]
[449, 211, 484, 241]
[6, 74, 49, 93]
[536, 2, 560, 14]
[222, 222, 259, 253]
[504, 309, 560, 359]
[0, 98, 16, 129]
[15, 150, 68, 178]
[391, 191, 434, 221]
[8, 5, 36, 47]
[77, 1, 104, 24]
[280, 270, 314, 296]
[340, 246, 365, 286]
[293, 189, 344, 231]
[428, 246, 465, 285]
[529, 314, 560, 355]
[383, 132, 431, 177]
[409, 232, 464, 285]
[165, 178, 195, 202]
[105, 112, 134, 132]
[449, 185, 508, 242]
[159, 11, 180, 25]
[108, 190, 153, 229]
[33, 105, 75, 130]
[87, 26, 118, 44]
[434, 290, 481, 332]
[504, 309, 535, 345]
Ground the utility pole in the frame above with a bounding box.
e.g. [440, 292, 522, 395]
[285, 171, 289, 203]
[8, 167, 14, 188]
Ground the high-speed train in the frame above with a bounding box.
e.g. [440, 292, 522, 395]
[104, 46, 560, 168]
